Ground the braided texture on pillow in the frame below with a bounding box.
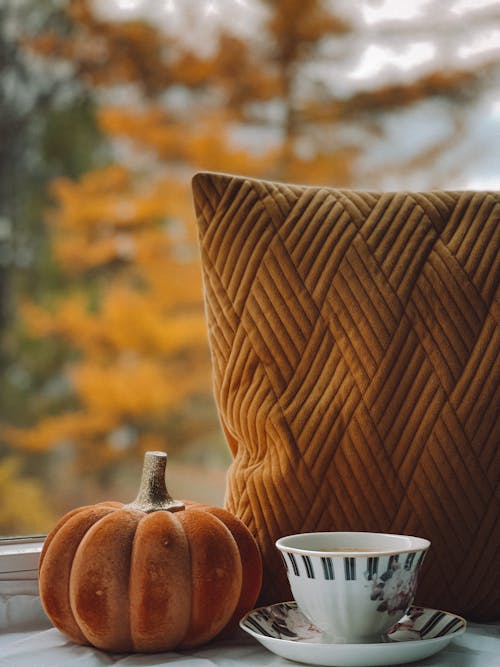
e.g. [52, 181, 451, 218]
[192, 172, 499, 621]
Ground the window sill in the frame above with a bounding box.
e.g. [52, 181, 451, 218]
[0, 536, 44, 573]
[0, 536, 45, 628]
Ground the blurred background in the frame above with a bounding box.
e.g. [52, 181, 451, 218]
[1, 0, 499, 535]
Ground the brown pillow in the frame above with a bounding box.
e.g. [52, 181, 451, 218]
[192, 172, 499, 622]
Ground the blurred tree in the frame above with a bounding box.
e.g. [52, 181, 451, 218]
[267, 1, 500, 188]
[0, 0, 104, 332]
[261, 0, 353, 179]
[0, 0, 107, 529]
[2, 0, 499, 529]
[5, 164, 222, 476]
[4, 0, 279, 483]
[0, 456, 56, 534]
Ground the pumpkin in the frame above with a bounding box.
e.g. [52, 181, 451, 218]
[39, 451, 262, 653]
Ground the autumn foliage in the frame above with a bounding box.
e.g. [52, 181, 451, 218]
[2, 0, 497, 533]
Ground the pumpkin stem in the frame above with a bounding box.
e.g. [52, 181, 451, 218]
[124, 451, 185, 513]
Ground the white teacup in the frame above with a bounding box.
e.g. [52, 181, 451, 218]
[276, 531, 430, 643]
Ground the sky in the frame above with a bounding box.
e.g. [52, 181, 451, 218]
[91, 0, 500, 190]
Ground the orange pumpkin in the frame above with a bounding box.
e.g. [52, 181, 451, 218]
[39, 451, 262, 653]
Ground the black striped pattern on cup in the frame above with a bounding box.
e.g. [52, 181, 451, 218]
[281, 551, 426, 581]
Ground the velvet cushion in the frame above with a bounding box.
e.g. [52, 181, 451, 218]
[192, 172, 499, 622]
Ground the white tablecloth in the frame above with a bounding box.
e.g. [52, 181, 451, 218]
[1, 595, 499, 667]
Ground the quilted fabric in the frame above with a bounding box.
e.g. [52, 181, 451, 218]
[192, 172, 500, 622]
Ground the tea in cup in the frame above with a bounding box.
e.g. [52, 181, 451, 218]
[275, 531, 430, 643]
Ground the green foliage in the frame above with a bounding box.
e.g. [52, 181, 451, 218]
[41, 98, 108, 180]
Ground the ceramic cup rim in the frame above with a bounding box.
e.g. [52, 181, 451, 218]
[275, 531, 431, 557]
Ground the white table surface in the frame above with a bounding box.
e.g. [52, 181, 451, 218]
[1, 595, 499, 667]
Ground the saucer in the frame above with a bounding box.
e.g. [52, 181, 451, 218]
[239, 602, 466, 667]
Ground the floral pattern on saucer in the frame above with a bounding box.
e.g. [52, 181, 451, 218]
[240, 602, 467, 667]
[242, 602, 466, 645]
[247, 601, 323, 642]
